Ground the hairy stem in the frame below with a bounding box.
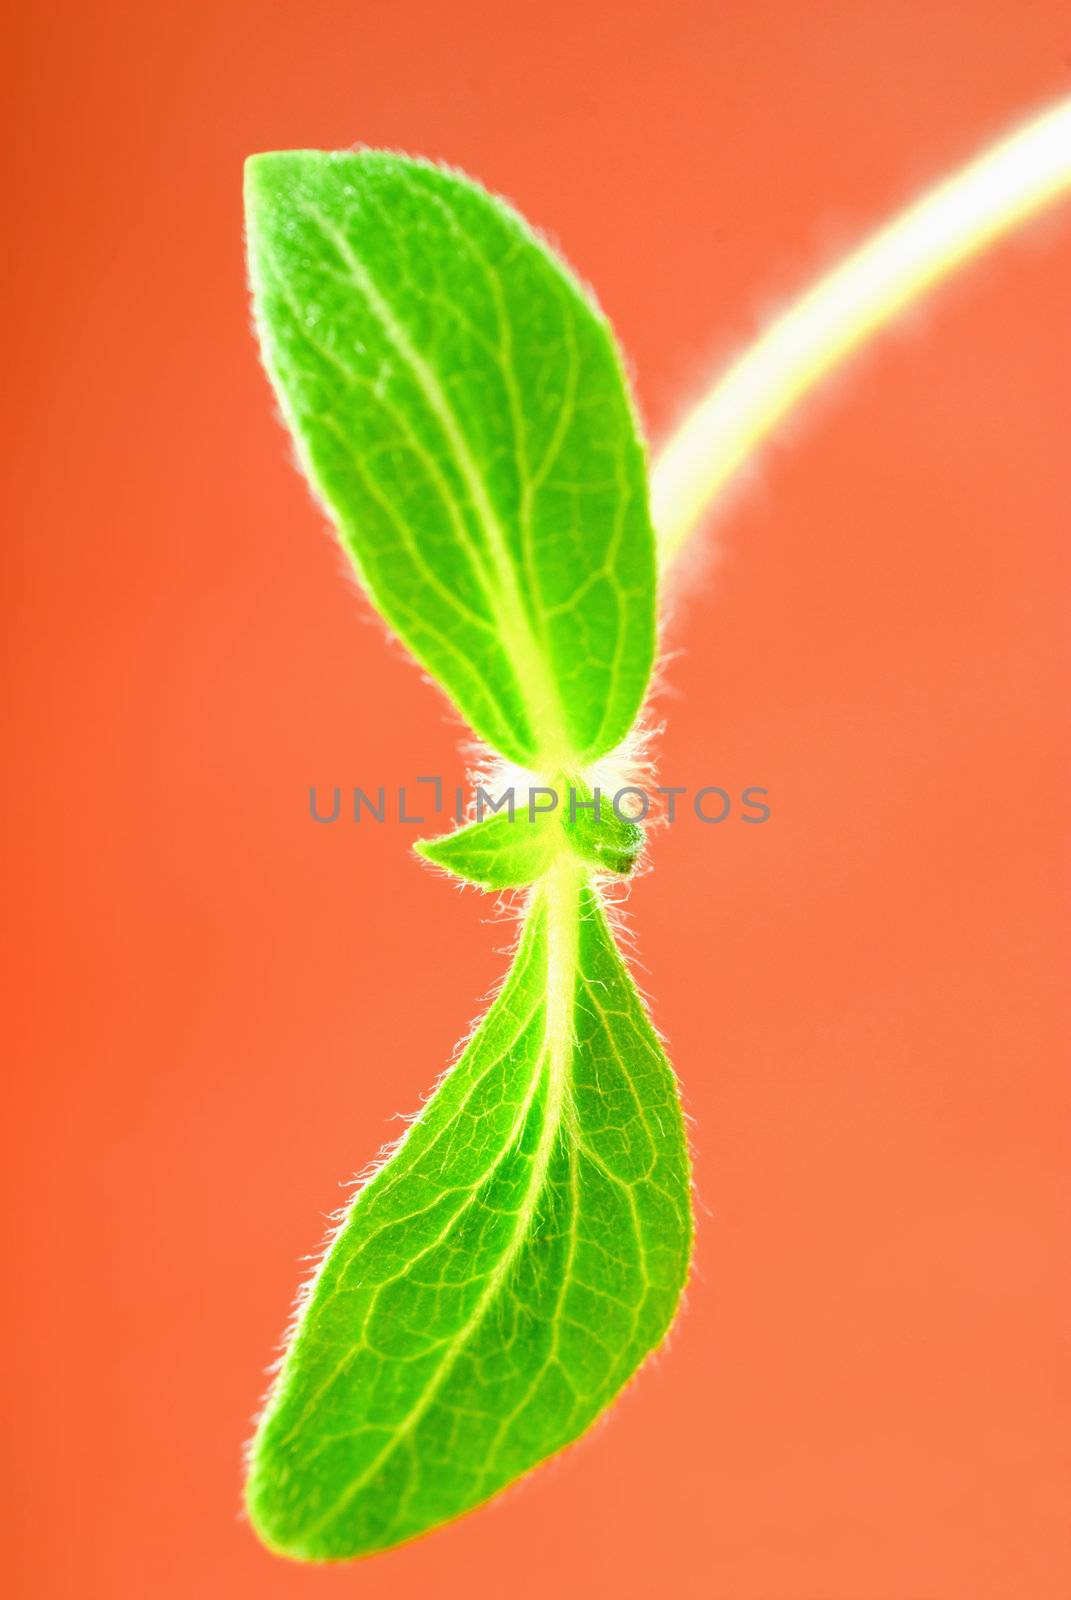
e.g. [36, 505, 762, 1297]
[653, 95, 1071, 566]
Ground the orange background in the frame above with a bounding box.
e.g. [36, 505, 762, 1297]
[5, 4, 1070, 1597]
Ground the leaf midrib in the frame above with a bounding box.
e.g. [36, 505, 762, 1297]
[296, 198, 575, 770]
[294, 861, 581, 1548]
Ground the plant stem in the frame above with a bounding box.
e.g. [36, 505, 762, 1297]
[652, 95, 1071, 567]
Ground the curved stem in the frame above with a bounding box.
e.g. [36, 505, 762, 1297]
[653, 95, 1071, 567]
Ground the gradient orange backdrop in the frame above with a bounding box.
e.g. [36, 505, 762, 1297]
[5, 4, 1070, 1597]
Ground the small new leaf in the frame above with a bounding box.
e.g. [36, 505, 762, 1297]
[245, 151, 657, 768]
[246, 870, 690, 1561]
[415, 809, 558, 890]
[563, 780, 646, 876]
[415, 783, 645, 890]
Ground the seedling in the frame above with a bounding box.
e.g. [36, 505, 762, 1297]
[243, 102, 1071, 1563]
[244, 152, 689, 1562]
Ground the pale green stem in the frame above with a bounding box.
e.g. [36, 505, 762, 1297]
[653, 95, 1071, 567]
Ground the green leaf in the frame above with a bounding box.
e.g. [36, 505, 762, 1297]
[414, 809, 558, 890]
[562, 778, 646, 876]
[246, 863, 691, 1561]
[415, 780, 645, 889]
[244, 151, 656, 769]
